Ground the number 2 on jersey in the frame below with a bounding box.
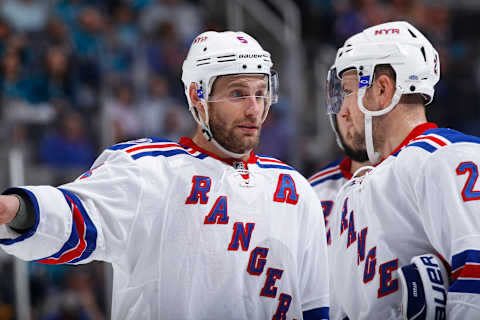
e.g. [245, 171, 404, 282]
[456, 161, 480, 202]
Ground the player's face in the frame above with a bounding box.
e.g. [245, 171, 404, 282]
[338, 70, 367, 154]
[207, 74, 269, 154]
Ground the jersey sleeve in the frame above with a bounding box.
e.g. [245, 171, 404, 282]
[299, 182, 330, 319]
[415, 145, 480, 318]
[0, 148, 144, 265]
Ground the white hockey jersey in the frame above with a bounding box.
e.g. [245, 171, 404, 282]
[0, 137, 330, 320]
[309, 158, 353, 247]
[328, 123, 480, 319]
[309, 158, 353, 320]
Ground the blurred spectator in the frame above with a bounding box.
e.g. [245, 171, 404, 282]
[104, 82, 142, 143]
[42, 18, 73, 50]
[41, 46, 77, 105]
[145, 22, 186, 98]
[139, 75, 183, 137]
[0, 0, 50, 33]
[39, 111, 95, 183]
[140, 0, 203, 44]
[40, 268, 105, 320]
[256, 108, 292, 163]
[162, 105, 194, 141]
[103, 3, 140, 80]
[0, 19, 12, 57]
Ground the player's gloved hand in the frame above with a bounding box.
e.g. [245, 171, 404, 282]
[0, 195, 20, 225]
[398, 254, 449, 320]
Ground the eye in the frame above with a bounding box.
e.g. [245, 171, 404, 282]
[342, 88, 353, 96]
[231, 90, 244, 98]
[255, 90, 267, 97]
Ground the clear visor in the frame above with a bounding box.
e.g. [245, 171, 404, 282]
[326, 66, 343, 114]
[207, 71, 279, 106]
[270, 69, 279, 104]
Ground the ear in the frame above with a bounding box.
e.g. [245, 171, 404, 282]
[189, 83, 206, 120]
[374, 74, 396, 110]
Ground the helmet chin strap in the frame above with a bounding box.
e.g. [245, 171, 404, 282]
[357, 85, 403, 164]
[196, 101, 252, 159]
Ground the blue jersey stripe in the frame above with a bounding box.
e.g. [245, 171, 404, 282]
[131, 149, 207, 160]
[108, 138, 176, 151]
[60, 189, 97, 263]
[0, 188, 40, 245]
[449, 279, 480, 294]
[256, 163, 295, 170]
[424, 128, 480, 144]
[33, 189, 98, 264]
[452, 249, 480, 270]
[311, 173, 345, 187]
[108, 143, 137, 150]
[407, 141, 437, 153]
[303, 307, 329, 320]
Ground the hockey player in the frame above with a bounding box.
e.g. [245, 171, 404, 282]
[0, 31, 330, 319]
[308, 112, 370, 246]
[309, 104, 370, 320]
[326, 21, 480, 319]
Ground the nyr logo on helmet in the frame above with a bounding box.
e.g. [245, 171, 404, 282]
[359, 76, 370, 88]
[237, 36, 248, 44]
[193, 36, 208, 44]
[374, 28, 400, 35]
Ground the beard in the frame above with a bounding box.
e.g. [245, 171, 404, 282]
[209, 109, 261, 155]
[333, 115, 369, 162]
[340, 131, 369, 163]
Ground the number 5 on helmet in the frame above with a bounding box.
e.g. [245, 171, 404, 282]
[398, 254, 449, 320]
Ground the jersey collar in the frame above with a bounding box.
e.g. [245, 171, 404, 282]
[179, 137, 258, 167]
[339, 157, 353, 180]
[385, 122, 438, 160]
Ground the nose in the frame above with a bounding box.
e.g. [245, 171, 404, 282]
[244, 96, 264, 118]
[338, 100, 350, 120]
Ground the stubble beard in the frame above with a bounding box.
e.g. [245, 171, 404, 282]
[209, 113, 261, 155]
[341, 130, 369, 163]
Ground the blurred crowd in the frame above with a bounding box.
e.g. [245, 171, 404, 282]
[0, 0, 479, 319]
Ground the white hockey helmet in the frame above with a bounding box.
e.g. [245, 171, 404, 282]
[326, 21, 440, 163]
[181, 30, 278, 158]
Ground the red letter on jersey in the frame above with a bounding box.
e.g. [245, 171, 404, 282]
[261, 268, 284, 298]
[273, 174, 299, 205]
[204, 196, 229, 224]
[378, 258, 398, 298]
[272, 293, 292, 320]
[186, 176, 211, 204]
[228, 222, 255, 251]
[247, 246, 269, 275]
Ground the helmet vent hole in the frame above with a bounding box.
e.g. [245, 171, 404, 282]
[242, 65, 247, 69]
[257, 65, 261, 69]
[410, 85, 416, 92]
[420, 47, 427, 62]
[408, 29, 417, 38]
[203, 47, 207, 52]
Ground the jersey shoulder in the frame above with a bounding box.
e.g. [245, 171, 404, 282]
[254, 154, 296, 171]
[107, 137, 209, 162]
[399, 128, 480, 156]
[308, 158, 348, 188]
